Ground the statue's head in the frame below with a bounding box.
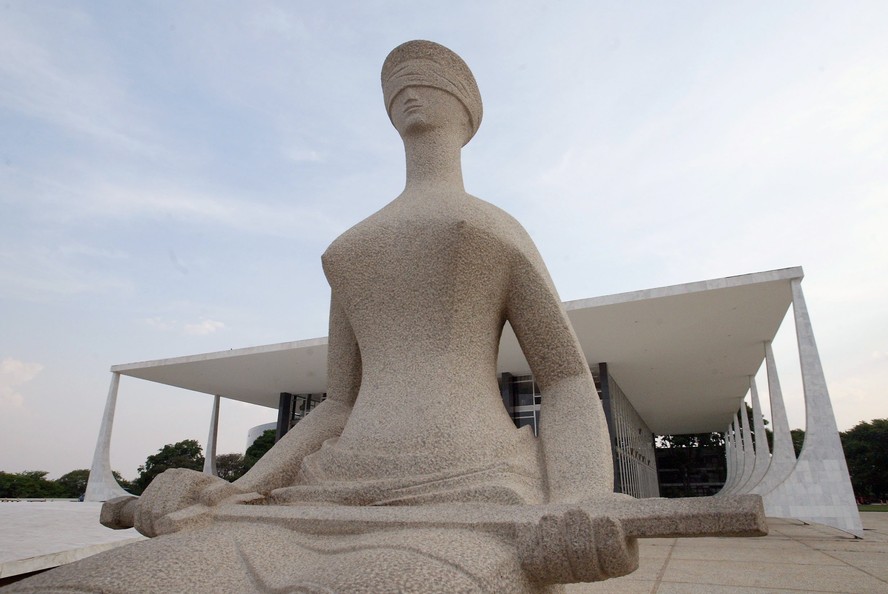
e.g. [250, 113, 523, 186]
[381, 40, 482, 146]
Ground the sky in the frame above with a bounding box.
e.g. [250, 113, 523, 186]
[1, 2, 886, 480]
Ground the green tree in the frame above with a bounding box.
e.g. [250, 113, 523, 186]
[0, 470, 64, 498]
[243, 429, 276, 471]
[215, 453, 246, 482]
[54, 469, 135, 497]
[841, 419, 888, 502]
[56, 469, 90, 498]
[113, 471, 137, 494]
[133, 439, 205, 494]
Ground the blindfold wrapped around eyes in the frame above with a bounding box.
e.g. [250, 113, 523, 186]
[381, 40, 483, 144]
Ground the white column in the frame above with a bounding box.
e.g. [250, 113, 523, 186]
[762, 278, 862, 536]
[722, 419, 735, 495]
[203, 395, 221, 476]
[724, 415, 743, 495]
[734, 397, 756, 493]
[751, 341, 796, 495]
[744, 375, 771, 491]
[730, 419, 742, 493]
[84, 372, 130, 502]
[716, 425, 733, 496]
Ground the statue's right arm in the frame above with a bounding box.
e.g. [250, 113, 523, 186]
[130, 295, 359, 537]
[231, 294, 360, 495]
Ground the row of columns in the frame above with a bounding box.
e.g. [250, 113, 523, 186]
[716, 279, 862, 537]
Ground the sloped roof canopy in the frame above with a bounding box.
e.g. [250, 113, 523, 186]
[113, 267, 801, 435]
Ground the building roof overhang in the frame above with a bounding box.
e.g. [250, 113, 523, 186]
[112, 267, 801, 435]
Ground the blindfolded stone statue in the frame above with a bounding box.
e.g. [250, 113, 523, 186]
[172, 40, 612, 516]
[7, 41, 764, 594]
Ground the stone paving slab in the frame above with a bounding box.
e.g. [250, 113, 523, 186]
[825, 550, 888, 581]
[654, 585, 838, 594]
[669, 541, 842, 565]
[617, 553, 665, 582]
[660, 557, 886, 593]
[569, 578, 658, 593]
[567, 513, 888, 594]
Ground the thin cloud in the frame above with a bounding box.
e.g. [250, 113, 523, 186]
[144, 317, 227, 336]
[0, 7, 164, 157]
[0, 246, 134, 302]
[184, 319, 226, 336]
[0, 358, 43, 410]
[13, 171, 342, 240]
[57, 244, 130, 260]
[284, 147, 325, 163]
[143, 317, 178, 332]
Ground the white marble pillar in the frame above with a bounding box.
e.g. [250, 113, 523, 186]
[751, 341, 797, 495]
[716, 424, 735, 496]
[724, 415, 743, 495]
[84, 372, 131, 502]
[734, 398, 756, 493]
[762, 279, 863, 536]
[744, 375, 771, 491]
[203, 395, 221, 476]
[716, 427, 730, 497]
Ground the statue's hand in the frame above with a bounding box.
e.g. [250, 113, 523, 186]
[518, 505, 639, 584]
[134, 468, 260, 537]
[100, 495, 139, 530]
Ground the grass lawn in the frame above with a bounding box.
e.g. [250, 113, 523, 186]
[858, 504, 888, 512]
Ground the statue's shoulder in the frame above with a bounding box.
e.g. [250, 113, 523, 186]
[463, 194, 537, 251]
[321, 204, 391, 262]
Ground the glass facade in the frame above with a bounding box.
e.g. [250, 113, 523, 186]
[292, 393, 326, 422]
[276, 392, 326, 439]
[499, 366, 659, 498]
[507, 374, 541, 434]
[655, 445, 726, 497]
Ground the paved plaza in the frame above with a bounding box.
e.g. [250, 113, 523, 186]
[569, 513, 888, 593]
[1, 502, 885, 592]
[0, 501, 143, 583]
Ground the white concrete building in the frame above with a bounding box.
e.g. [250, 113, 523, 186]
[85, 266, 862, 536]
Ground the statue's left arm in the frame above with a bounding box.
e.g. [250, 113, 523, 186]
[505, 233, 614, 503]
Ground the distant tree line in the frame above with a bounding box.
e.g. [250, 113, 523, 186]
[128, 431, 276, 493]
[841, 419, 888, 503]
[1, 430, 278, 499]
[0, 469, 134, 499]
